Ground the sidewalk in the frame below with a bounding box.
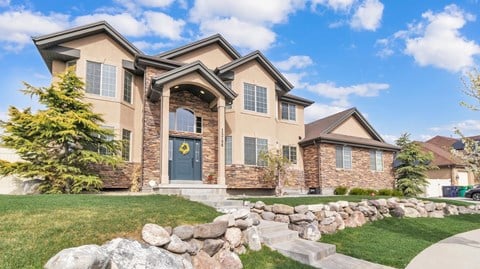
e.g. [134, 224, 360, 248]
[406, 229, 480, 269]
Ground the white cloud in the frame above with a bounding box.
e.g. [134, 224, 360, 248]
[304, 103, 347, 123]
[382, 134, 398, 144]
[137, 0, 175, 7]
[404, 4, 480, 72]
[144, 11, 185, 40]
[0, 0, 10, 7]
[199, 17, 276, 51]
[274, 55, 313, 71]
[350, 0, 384, 31]
[311, 0, 355, 11]
[283, 72, 308, 89]
[306, 82, 389, 105]
[0, 10, 69, 51]
[132, 40, 174, 52]
[74, 13, 147, 37]
[431, 119, 480, 135]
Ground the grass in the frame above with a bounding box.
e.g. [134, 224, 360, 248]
[240, 246, 314, 269]
[321, 214, 480, 268]
[242, 195, 475, 207]
[0, 194, 220, 269]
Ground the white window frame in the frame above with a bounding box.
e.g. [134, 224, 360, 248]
[336, 146, 352, 169]
[244, 83, 267, 114]
[86, 61, 117, 98]
[225, 136, 232, 165]
[370, 150, 383, 171]
[121, 129, 131, 161]
[282, 145, 297, 164]
[244, 137, 268, 166]
[123, 70, 133, 104]
[281, 102, 296, 121]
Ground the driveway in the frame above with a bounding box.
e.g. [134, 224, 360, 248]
[406, 229, 480, 269]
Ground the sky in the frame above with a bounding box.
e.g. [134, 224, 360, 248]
[0, 0, 479, 144]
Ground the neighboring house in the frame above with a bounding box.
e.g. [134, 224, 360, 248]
[32, 21, 313, 194]
[300, 108, 400, 195]
[419, 136, 477, 197]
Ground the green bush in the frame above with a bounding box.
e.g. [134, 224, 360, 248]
[378, 189, 393, 196]
[392, 189, 404, 197]
[334, 186, 348, 195]
[349, 188, 378, 196]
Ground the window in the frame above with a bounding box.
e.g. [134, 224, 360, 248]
[336, 146, 352, 169]
[123, 71, 133, 103]
[225, 81, 233, 109]
[282, 146, 297, 164]
[370, 150, 383, 171]
[86, 61, 116, 97]
[225, 136, 232, 165]
[244, 137, 268, 166]
[169, 108, 201, 133]
[281, 102, 296, 121]
[121, 129, 131, 161]
[98, 126, 114, 155]
[244, 83, 267, 113]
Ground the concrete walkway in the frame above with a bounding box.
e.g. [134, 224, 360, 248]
[406, 229, 480, 269]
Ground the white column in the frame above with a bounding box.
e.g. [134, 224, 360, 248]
[160, 86, 170, 185]
[217, 98, 226, 185]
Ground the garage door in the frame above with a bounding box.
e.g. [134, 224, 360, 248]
[457, 172, 469, 186]
[425, 179, 451, 197]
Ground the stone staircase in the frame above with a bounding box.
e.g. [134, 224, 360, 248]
[258, 220, 394, 269]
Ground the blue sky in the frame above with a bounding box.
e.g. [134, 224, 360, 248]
[0, 0, 479, 144]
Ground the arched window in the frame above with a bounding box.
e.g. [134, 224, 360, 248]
[169, 108, 202, 133]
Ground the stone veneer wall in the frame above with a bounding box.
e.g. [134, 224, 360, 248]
[225, 164, 305, 189]
[169, 89, 218, 183]
[303, 144, 319, 189]
[94, 162, 140, 189]
[142, 66, 219, 186]
[319, 143, 395, 194]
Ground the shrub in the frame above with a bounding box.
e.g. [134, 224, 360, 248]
[349, 188, 367, 195]
[334, 186, 348, 195]
[378, 189, 393, 196]
[392, 189, 404, 197]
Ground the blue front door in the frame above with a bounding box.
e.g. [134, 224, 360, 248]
[169, 137, 202, 180]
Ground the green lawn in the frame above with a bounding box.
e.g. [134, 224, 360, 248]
[321, 214, 480, 268]
[241, 247, 314, 269]
[242, 195, 475, 207]
[0, 194, 220, 269]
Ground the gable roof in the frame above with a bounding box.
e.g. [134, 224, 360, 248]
[418, 141, 464, 167]
[156, 34, 241, 60]
[280, 93, 314, 107]
[301, 107, 399, 150]
[33, 21, 142, 72]
[147, 60, 237, 102]
[426, 136, 458, 148]
[216, 50, 294, 92]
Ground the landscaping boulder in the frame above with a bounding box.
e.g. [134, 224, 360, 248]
[243, 227, 261, 251]
[390, 207, 405, 218]
[215, 249, 243, 269]
[444, 205, 459, 216]
[302, 222, 321, 241]
[192, 250, 221, 269]
[307, 204, 324, 212]
[274, 214, 290, 223]
[225, 228, 242, 248]
[232, 209, 250, 220]
[254, 201, 265, 210]
[194, 221, 228, 239]
[404, 207, 420, 218]
[272, 204, 294, 215]
[214, 214, 235, 227]
[103, 238, 192, 269]
[44, 245, 110, 269]
[428, 211, 445, 218]
[173, 225, 194, 240]
[142, 224, 171, 246]
[289, 213, 310, 223]
[345, 211, 366, 228]
[202, 239, 224, 257]
[294, 205, 308, 214]
[235, 219, 250, 230]
[261, 211, 275, 221]
[165, 234, 190, 254]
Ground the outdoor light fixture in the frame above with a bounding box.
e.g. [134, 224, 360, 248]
[173, 85, 179, 89]
[200, 90, 205, 94]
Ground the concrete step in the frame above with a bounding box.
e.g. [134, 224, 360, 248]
[197, 199, 244, 208]
[261, 229, 299, 245]
[183, 194, 228, 201]
[180, 188, 226, 196]
[272, 239, 336, 265]
[216, 205, 249, 214]
[311, 253, 396, 269]
[257, 220, 290, 234]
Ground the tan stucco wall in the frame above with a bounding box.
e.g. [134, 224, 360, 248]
[52, 33, 143, 162]
[427, 167, 477, 185]
[225, 60, 305, 170]
[331, 116, 373, 139]
[172, 43, 234, 70]
[427, 167, 452, 179]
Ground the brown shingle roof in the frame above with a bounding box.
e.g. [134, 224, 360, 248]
[426, 136, 457, 148]
[301, 107, 399, 151]
[418, 141, 464, 167]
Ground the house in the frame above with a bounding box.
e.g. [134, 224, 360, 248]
[31, 21, 398, 196]
[300, 108, 400, 195]
[419, 136, 477, 197]
[32, 21, 313, 195]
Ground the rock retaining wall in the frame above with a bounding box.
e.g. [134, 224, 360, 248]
[250, 197, 480, 241]
[45, 208, 261, 269]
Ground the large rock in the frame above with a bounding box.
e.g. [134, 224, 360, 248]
[254, 201, 265, 209]
[274, 214, 290, 223]
[444, 205, 459, 216]
[435, 202, 447, 211]
[103, 238, 192, 269]
[289, 213, 310, 223]
[214, 214, 235, 227]
[294, 205, 309, 214]
[44, 245, 110, 269]
[187, 239, 203, 255]
[390, 207, 405, 218]
[215, 249, 243, 269]
[192, 250, 221, 269]
[338, 201, 349, 208]
[232, 209, 250, 220]
[404, 207, 420, 218]
[243, 227, 261, 251]
[335, 213, 345, 230]
[328, 202, 340, 212]
[165, 234, 190, 254]
[302, 222, 321, 241]
[235, 219, 250, 230]
[261, 211, 275, 221]
[307, 204, 324, 212]
[416, 206, 428, 217]
[272, 204, 294, 215]
[321, 216, 335, 226]
[141, 224, 171, 246]
[173, 225, 194, 240]
[202, 239, 224, 257]
[345, 211, 366, 228]
[194, 221, 228, 239]
[428, 211, 445, 218]
[225, 228, 242, 248]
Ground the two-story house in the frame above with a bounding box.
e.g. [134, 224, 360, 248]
[32, 21, 313, 195]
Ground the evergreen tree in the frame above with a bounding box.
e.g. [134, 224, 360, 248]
[394, 133, 434, 197]
[0, 70, 122, 193]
